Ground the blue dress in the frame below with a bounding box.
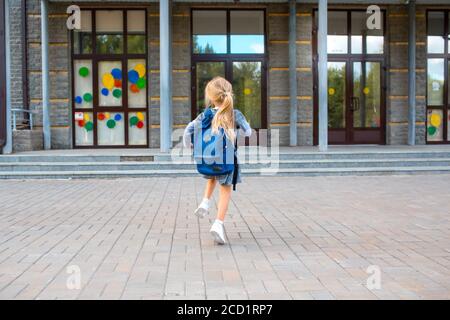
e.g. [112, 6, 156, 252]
[183, 108, 252, 186]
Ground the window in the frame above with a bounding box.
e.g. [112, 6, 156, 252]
[192, 9, 265, 55]
[72, 9, 148, 147]
[427, 12, 445, 54]
[73, 11, 92, 54]
[426, 11, 450, 143]
[230, 11, 264, 54]
[319, 10, 385, 55]
[193, 10, 227, 54]
[351, 11, 384, 54]
[328, 11, 348, 54]
[96, 11, 124, 54]
[127, 10, 146, 54]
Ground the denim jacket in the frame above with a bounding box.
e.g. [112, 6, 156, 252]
[183, 108, 252, 148]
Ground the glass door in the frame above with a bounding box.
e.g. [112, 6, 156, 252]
[314, 9, 386, 145]
[193, 61, 226, 116]
[327, 61, 347, 144]
[351, 61, 383, 143]
[232, 61, 263, 129]
[327, 60, 384, 144]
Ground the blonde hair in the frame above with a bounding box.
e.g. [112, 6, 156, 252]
[204, 76, 236, 142]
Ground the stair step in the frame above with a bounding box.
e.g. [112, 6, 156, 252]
[0, 158, 449, 172]
[1, 166, 449, 179]
[3, 151, 450, 163]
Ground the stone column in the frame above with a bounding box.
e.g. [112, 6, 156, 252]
[289, 0, 298, 146]
[159, 0, 173, 152]
[408, 0, 416, 145]
[41, 0, 51, 150]
[318, 0, 328, 151]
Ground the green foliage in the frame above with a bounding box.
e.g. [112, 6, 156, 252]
[96, 34, 123, 54]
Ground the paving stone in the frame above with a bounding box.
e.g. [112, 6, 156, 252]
[0, 175, 449, 300]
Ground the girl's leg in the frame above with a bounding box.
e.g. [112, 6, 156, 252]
[195, 178, 217, 218]
[210, 184, 232, 244]
[216, 184, 232, 221]
[203, 178, 217, 199]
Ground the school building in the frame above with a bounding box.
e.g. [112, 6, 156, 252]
[1, 0, 450, 154]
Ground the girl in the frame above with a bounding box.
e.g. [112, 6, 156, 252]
[183, 77, 252, 245]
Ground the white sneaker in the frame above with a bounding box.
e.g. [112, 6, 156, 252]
[194, 201, 209, 218]
[210, 220, 226, 245]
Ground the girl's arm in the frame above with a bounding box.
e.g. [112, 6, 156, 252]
[183, 113, 202, 148]
[235, 110, 252, 137]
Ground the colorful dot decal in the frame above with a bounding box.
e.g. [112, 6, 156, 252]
[130, 116, 139, 126]
[102, 73, 115, 90]
[136, 112, 144, 121]
[79, 67, 89, 77]
[111, 68, 122, 80]
[130, 84, 139, 93]
[113, 89, 122, 98]
[128, 64, 147, 95]
[428, 126, 437, 136]
[102, 114, 122, 130]
[84, 121, 93, 131]
[75, 96, 83, 104]
[83, 93, 93, 103]
[136, 78, 146, 89]
[430, 114, 441, 127]
[128, 70, 139, 84]
[100, 67, 125, 100]
[130, 113, 145, 130]
[106, 119, 116, 129]
[427, 111, 442, 138]
[134, 64, 146, 78]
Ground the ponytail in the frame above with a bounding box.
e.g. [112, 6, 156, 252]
[205, 77, 236, 143]
[212, 92, 235, 143]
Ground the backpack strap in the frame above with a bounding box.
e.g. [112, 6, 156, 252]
[232, 126, 239, 191]
[232, 140, 238, 191]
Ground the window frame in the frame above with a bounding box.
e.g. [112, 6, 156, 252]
[426, 10, 450, 144]
[71, 8, 149, 148]
[191, 8, 267, 56]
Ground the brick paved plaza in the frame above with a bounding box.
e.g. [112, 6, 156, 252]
[0, 175, 449, 300]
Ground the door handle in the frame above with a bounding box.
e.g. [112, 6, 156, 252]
[350, 97, 360, 112]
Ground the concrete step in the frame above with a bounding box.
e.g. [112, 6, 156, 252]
[155, 151, 450, 161]
[3, 151, 450, 163]
[0, 166, 449, 179]
[0, 158, 450, 172]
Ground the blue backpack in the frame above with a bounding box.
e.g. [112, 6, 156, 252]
[192, 108, 239, 190]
